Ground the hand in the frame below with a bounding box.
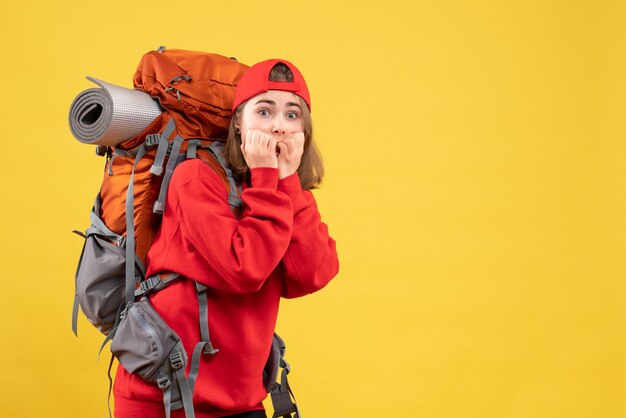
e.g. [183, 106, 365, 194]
[276, 132, 305, 180]
[241, 129, 279, 169]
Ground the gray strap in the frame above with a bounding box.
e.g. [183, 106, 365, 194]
[107, 154, 115, 176]
[206, 142, 242, 210]
[270, 335, 300, 418]
[88, 212, 123, 244]
[113, 148, 133, 157]
[171, 352, 195, 418]
[188, 343, 205, 393]
[106, 354, 115, 418]
[150, 119, 175, 176]
[271, 367, 300, 418]
[186, 139, 199, 159]
[151, 118, 177, 176]
[125, 144, 149, 304]
[135, 273, 181, 297]
[163, 384, 172, 418]
[154, 135, 184, 215]
[196, 283, 212, 344]
[188, 282, 219, 393]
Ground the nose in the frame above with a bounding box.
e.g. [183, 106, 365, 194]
[272, 118, 286, 135]
[272, 126, 286, 135]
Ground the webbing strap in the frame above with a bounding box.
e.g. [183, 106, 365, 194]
[187, 139, 199, 159]
[206, 142, 242, 210]
[125, 144, 149, 305]
[151, 118, 176, 176]
[270, 339, 300, 418]
[105, 353, 116, 418]
[89, 210, 117, 241]
[196, 283, 212, 344]
[163, 384, 172, 418]
[271, 365, 300, 418]
[135, 273, 181, 298]
[154, 135, 184, 215]
[175, 366, 195, 418]
[188, 282, 219, 393]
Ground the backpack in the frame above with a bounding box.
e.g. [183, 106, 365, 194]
[70, 47, 300, 418]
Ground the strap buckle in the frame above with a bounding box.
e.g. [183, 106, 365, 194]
[157, 375, 170, 389]
[170, 351, 184, 370]
[145, 134, 161, 148]
[271, 390, 297, 418]
[137, 275, 160, 295]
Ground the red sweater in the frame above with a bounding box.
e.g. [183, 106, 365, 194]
[113, 159, 339, 418]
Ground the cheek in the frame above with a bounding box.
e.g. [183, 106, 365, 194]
[291, 119, 305, 133]
[240, 113, 269, 133]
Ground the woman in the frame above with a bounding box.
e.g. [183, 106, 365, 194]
[113, 58, 339, 418]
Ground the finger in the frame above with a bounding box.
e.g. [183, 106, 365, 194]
[267, 136, 279, 153]
[276, 142, 288, 158]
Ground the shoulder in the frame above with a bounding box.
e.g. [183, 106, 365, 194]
[171, 158, 228, 194]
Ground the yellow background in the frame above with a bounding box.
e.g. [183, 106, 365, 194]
[1, 0, 625, 417]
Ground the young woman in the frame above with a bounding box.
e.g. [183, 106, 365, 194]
[113, 59, 339, 418]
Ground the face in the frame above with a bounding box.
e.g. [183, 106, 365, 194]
[236, 90, 305, 138]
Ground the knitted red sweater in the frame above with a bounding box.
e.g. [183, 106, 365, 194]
[113, 159, 339, 418]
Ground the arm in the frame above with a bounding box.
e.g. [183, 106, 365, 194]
[277, 173, 339, 299]
[175, 162, 294, 293]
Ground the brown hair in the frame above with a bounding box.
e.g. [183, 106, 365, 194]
[224, 63, 324, 190]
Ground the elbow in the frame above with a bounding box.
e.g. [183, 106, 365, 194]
[284, 251, 340, 298]
[223, 258, 284, 294]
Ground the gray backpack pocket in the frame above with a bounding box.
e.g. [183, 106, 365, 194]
[111, 298, 186, 382]
[75, 232, 126, 335]
[72, 195, 145, 336]
[111, 298, 194, 415]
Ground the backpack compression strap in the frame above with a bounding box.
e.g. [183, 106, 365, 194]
[123, 143, 150, 305]
[270, 334, 301, 418]
[188, 282, 219, 393]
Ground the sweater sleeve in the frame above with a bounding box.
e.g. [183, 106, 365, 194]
[175, 163, 294, 293]
[277, 173, 340, 299]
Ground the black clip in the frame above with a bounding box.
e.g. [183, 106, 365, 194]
[95, 145, 108, 157]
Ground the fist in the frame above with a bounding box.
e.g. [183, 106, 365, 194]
[276, 132, 305, 180]
[241, 129, 279, 169]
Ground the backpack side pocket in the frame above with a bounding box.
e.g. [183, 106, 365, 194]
[75, 231, 126, 335]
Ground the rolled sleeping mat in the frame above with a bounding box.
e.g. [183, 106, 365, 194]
[69, 77, 163, 146]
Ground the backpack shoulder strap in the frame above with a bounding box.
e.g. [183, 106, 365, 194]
[204, 141, 242, 211]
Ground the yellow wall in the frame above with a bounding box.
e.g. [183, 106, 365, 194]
[1, 0, 625, 417]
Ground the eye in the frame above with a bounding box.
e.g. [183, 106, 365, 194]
[258, 109, 270, 117]
[286, 111, 299, 120]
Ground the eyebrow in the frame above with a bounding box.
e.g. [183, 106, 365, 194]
[254, 99, 302, 110]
